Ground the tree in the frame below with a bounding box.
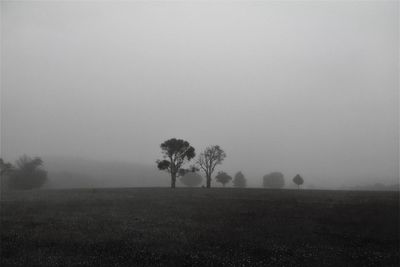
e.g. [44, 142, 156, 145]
[156, 138, 196, 188]
[215, 171, 232, 187]
[180, 171, 203, 187]
[263, 172, 285, 189]
[0, 158, 14, 191]
[0, 158, 13, 176]
[233, 171, 246, 188]
[197, 145, 226, 188]
[292, 174, 304, 189]
[8, 155, 47, 190]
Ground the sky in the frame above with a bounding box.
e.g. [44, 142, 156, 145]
[1, 1, 399, 187]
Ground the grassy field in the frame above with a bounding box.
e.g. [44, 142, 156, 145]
[1, 188, 399, 266]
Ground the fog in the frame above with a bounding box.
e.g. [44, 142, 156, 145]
[1, 1, 398, 188]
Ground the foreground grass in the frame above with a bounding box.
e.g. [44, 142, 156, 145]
[1, 188, 399, 266]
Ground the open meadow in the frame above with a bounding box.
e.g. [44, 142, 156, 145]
[1, 188, 399, 266]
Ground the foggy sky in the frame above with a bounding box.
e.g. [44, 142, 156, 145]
[1, 1, 399, 187]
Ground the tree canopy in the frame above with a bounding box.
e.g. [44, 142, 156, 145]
[156, 138, 196, 188]
[293, 174, 304, 189]
[215, 171, 232, 187]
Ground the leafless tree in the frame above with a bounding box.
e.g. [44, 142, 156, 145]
[197, 145, 226, 188]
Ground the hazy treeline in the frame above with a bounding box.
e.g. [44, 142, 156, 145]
[1, 152, 398, 191]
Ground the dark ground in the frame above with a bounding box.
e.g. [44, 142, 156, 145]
[1, 188, 399, 266]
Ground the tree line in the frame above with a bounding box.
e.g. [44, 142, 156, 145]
[157, 138, 304, 189]
[1, 138, 305, 191]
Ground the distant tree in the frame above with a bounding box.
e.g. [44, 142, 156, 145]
[263, 172, 285, 189]
[197, 145, 226, 188]
[8, 155, 47, 190]
[292, 174, 304, 189]
[0, 158, 14, 191]
[0, 158, 13, 176]
[233, 171, 246, 188]
[215, 171, 232, 187]
[156, 138, 196, 188]
[180, 171, 203, 187]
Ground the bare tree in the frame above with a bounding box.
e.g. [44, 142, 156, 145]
[156, 138, 196, 188]
[197, 145, 226, 188]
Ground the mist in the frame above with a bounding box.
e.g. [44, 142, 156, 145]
[1, 1, 398, 189]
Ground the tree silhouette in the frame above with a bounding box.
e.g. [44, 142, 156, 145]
[215, 171, 232, 187]
[180, 171, 203, 187]
[0, 158, 14, 191]
[292, 174, 304, 189]
[233, 171, 246, 188]
[197, 145, 226, 188]
[0, 158, 13, 176]
[263, 172, 285, 189]
[8, 155, 47, 190]
[156, 138, 196, 188]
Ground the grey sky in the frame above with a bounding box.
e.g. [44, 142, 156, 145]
[1, 1, 398, 187]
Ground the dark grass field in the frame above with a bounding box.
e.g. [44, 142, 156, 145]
[1, 188, 399, 266]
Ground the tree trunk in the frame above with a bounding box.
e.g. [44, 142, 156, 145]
[206, 174, 211, 188]
[171, 172, 176, 188]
